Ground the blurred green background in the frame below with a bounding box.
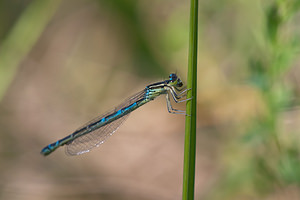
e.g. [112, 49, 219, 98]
[0, 0, 300, 199]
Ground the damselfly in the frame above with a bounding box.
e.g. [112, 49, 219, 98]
[41, 73, 188, 156]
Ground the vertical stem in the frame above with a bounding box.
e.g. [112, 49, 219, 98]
[182, 0, 198, 199]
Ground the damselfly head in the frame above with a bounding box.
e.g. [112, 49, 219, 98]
[169, 73, 183, 87]
[169, 73, 177, 81]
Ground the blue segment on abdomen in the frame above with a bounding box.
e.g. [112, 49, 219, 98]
[104, 102, 138, 121]
[123, 102, 137, 112]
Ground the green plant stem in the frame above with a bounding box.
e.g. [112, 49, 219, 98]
[182, 0, 198, 199]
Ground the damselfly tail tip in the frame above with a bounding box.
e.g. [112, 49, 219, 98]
[40, 146, 52, 156]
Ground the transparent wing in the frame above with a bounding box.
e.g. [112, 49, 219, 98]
[65, 114, 129, 156]
[73, 89, 145, 131]
[65, 89, 146, 156]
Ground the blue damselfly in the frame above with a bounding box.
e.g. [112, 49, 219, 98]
[41, 73, 188, 156]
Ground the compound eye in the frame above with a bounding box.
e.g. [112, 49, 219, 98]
[169, 73, 177, 82]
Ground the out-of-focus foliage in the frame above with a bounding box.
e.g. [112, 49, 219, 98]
[0, 0, 299, 199]
[201, 1, 300, 200]
[0, 0, 61, 101]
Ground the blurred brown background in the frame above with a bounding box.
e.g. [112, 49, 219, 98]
[0, 0, 300, 200]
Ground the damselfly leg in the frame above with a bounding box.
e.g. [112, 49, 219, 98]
[166, 93, 186, 114]
[168, 87, 192, 103]
[167, 86, 188, 98]
[165, 87, 191, 115]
